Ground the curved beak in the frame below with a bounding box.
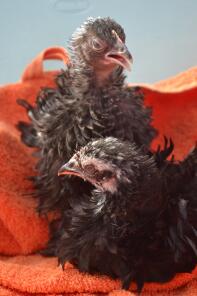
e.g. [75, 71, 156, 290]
[58, 161, 82, 177]
[105, 38, 133, 71]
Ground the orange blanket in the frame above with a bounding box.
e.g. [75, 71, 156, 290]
[0, 47, 196, 296]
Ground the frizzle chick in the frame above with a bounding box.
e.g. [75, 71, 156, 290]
[17, 17, 157, 216]
[57, 137, 197, 293]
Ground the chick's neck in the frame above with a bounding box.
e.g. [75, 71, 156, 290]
[68, 57, 126, 92]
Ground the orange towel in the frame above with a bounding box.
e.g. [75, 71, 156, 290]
[0, 47, 196, 296]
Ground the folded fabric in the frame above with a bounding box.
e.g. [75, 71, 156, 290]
[0, 47, 196, 295]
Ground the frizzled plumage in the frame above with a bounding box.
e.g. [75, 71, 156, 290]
[57, 137, 197, 293]
[17, 17, 157, 215]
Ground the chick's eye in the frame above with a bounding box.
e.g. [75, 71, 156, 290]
[92, 38, 104, 51]
[84, 164, 96, 174]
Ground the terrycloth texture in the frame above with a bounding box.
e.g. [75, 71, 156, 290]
[0, 47, 196, 295]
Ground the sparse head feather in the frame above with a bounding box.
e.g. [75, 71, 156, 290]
[76, 137, 157, 178]
[80, 137, 143, 162]
[86, 17, 126, 44]
[71, 16, 126, 46]
[59, 138, 158, 193]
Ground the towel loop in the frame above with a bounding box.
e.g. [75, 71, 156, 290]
[21, 47, 69, 81]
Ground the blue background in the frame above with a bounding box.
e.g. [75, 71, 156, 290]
[0, 0, 197, 85]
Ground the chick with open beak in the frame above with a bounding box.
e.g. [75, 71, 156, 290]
[57, 137, 197, 293]
[58, 152, 118, 193]
[70, 17, 133, 83]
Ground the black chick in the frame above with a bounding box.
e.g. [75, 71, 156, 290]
[17, 17, 157, 215]
[57, 137, 197, 293]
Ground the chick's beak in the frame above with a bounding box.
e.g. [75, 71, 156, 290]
[105, 41, 133, 71]
[58, 161, 82, 178]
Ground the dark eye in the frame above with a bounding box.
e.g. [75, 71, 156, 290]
[92, 38, 104, 51]
[84, 164, 96, 174]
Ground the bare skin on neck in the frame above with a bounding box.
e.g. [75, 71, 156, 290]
[93, 61, 118, 87]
